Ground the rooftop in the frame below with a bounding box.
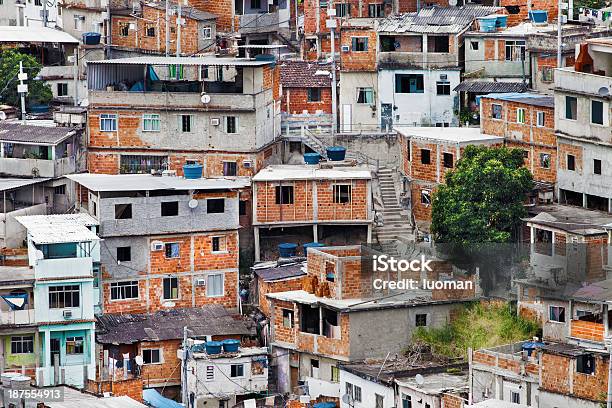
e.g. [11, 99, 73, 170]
[66, 173, 251, 192]
[480, 92, 554, 108]
[96, 305, 256, 344]
[469, 400, 529, 408]
[0, 266, 34, 286]
[145, 1, 217, 20]
[0, 26, 79, 44]
[280, 60, 333, 88]
[252, 260, 307, 282]
[191, 345, 268, 358]
[252, 164, 372, 182]
[394, 127, 503, 144]
[524, 204, 612, 235]
[88, 56, 275, 67]
[44, 387, 146, 408]
[572, 278, 612, 304]
[395, 371, 468, 394]
[0, 178, 51, 192]
[16, 214, 100, 245]
[454, 81, 528, 93]
[0, 122, 78, 145]
[540, 341, 607, 357]
[587, 37, 612, 47]
[466, 21, 558, 37]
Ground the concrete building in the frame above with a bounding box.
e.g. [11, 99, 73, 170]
[185, 344, 268, 406]
[251, 164, 373, 261]
[67, 173, 248, 314]
[16, 214, 99, 388]
[554, 38, 612, 213]
[396, 127, 503, 227]
[252, 259, 307, 316]
[376, 6, 503, 127]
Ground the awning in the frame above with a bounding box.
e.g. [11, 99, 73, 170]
[143, 389, 183, 408]
[454, 81, 527, 93]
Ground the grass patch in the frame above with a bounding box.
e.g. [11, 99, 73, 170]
[413, 301, 539, 358]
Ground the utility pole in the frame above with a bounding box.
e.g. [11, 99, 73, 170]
[73, 50, 78, 106]
[42, 0, 48, 27]
[182, 326, 189, 407]
[607, 340, 612, 408]
[165, 0, 170, 56]
[18, 61, 27, 124]
[176, 0, 182, 57]
[327, 11, 337, 142]
[557, 0, 563, 68]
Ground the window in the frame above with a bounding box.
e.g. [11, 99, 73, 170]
[146, 24, 155, 37]
[351, 37, 368, 52]
[251, 0, 261, 8]
[223, 161, 237, 176]
[516, 108, 526, 124]
[536, 111, 545, 127]
[549, 305, 566, 322]
[35, 0, 42, 5]
[346, 383, 353, 400]
[143, 114, 160, 131]
[119, 22, 129, 36]
[180, 114, 192, 132]
[395, 74, 424, 93]
[492, 104, 502, 119]
[143, 349, 161, 364]
[212, 236, 227, 253]
[120, 155, 167, 174]
[505, 40, 525, 61]
[421, 190, 431, 206]
[375, 394, 384, 408]
[57, 83, 68, 97]
[49, 285, 80, 308]
[307, 88, 321, 102]
[577, 354, 595, 375]
[73, 14, 83, 30]
[116, 246, 131, 262]
[11, 336, 33, 354]
[523, 150, 529, 159]
[207, 273, 224, 297]
[368, 3, 383, 17]
[275, 186, 294, 204]
[114, 204, 132, 219]
[54, 184, 66, 195]
[470, 41, 479, 50]
[202, 26, 212, 39]
[207, 198, 225, 213]
[206, 365, 215, 380]
[353, 385, 362, 402]
[402, 395, 412, 408]
[66, 337, 84, 354]
[594, 159, 602, 175]
[542, 66, 554, 82]
[436, 81, 450, 95]
[420, 149, 431, 165]
[311, 359, 319, 377]
[282, 309, 294, 328]
[239, 200, 247, 216]
[540, 153, 551, 169]
[161, 201, 179, 217]
[416, 313, 427, 327]
[565, 96, 577, 120]
[333, 184, 351, 204]
[356, 87, 374, 104]
[335, 3, 350, 17]
[429, 36, 449, 52]
[110, 281, 139, 300]
[225, 116, 238, 134]
[567, 154, 576, 171]
[100, 113, 117, 131]
[163, 277, 179, 300]
[164, 243, 180, 258]
[331, 366, 339, 382]
[511, 391, 520, 404]
[443, 152, 453, 168]
[592, 100, 604, 125]
[230, 364, 244, 377]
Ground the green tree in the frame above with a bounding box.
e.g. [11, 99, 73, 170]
[431, 145, 533, 244]
[0, 49, 52, 109]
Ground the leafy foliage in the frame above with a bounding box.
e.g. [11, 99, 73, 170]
[431, 145, 533, 244]
[0, 49, 52, 108]
[413, 302, 540, 358]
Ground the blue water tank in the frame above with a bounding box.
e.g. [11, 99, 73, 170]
[303, 242, 325, 256]
[495, 15, 508, 28]
[183, 163, 203, 179]
[205, 341, 223, 355]
[222, 339, 240, 353]
[529, 10, 548, 24]
[278, 243, 298, 258]
[478, 17, 497, 32]
[82, 32, 101, 45]
[304, 153, 321, 165]
[521, 341, 545, 356]
[326, 146, 346, 161]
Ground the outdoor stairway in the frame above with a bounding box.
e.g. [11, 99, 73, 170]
[376, 167, 414, 243]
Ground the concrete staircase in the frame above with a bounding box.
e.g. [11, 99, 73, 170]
[376, 167, 414, 243]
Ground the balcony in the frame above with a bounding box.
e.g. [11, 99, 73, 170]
[35, 257, 93, 280]
[0, 156, 76, 178]
[0, 308, 35, 325]
[378, 51, 458, 69]
[554, 67, 612, 96]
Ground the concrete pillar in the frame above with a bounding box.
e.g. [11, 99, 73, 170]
[50, 145, 56, 160]
[0, 142, 4, 158]
[312, 224, 318, 242]
[366, 224, 372, 243]
[583, 193, 587, 209]
[608, 198, 612, 214]
[254, 226, 260, 262]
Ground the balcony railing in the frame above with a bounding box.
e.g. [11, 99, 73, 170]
[35, 257, 93, 280]
[0, 308, 35, 325]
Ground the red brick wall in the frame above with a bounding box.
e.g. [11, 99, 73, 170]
[501, 0, 558, 27]
[191, 0, 232, 32]
[442, 394, 464, 408]
[86, 377, 144, 402]
[282, 87, 333, 114]
[570, 319, 605, 343]
[558, 143, 583, 174]
[139, 339, 181, 387]
[339, 28, 377, 72]
[258, 276, 308, 316]
[541, 352, 609, 402]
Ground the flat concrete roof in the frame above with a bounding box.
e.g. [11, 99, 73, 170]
[16, 214, 100, 245]
[89, 56, 274, 67]
[0, 266, 34, 285]
[67, 173, 251, 192]
[46, 387, 147, 408]
[0, 26, 79, 44]
[394, 127, 503, 144]
[525, 204, 612, 235]
[395, 371, 468, 394]
[468, 400, 529, 408]
[252, 165, 372, 182]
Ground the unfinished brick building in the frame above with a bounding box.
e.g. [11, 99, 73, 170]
[396, 127, 503, 227]
[280, 60, 333, 115]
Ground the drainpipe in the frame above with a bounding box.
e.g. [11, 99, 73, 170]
[607, 337, 612, 408]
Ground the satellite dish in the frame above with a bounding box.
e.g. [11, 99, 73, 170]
[598, 86, 610, 97]
[200, 94, 211, 104]
[188, 199, 199, 209]
[134, 355, 143, 366]
[415, 374, 425, 385]
[341, 394, 353, 404]
[448, 0, 457, 6]
[35, 250, 44, 260]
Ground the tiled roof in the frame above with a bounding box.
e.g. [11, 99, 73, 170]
[280, 60, 333, 88]
[454, 81, 527, 93]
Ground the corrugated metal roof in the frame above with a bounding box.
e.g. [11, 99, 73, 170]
[454, 81, 527, 93]
[88, 56, 274, 67]
[481, 92, 554, 108]
[0, 26, 79, 43]
[16, 214, 100, 244]
[0, 122, 78, 145]
[378, 5, 501, 34]
[0, 178, 50, 192]
[253, 261, 307, 282]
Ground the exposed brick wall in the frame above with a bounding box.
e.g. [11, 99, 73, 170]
[411, 181, 436, 223]
[89, 111, 149, 149]
[570, 319, 604, 343]
[258, 276, 307, 316]
[282, 87, 333, 114]
[139, 339, 181, 387]
[558, 142, 583, 174]
[87, 152, 120, 174]
[442, 393, 464, 408]
[501, 0, 558, 27]
[191, 0, 232, 32]
[0, 247, 28, 266]
[339, 28, 378, 72]
[86, 377, 144, 402]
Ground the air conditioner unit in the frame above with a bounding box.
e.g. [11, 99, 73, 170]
[341, 45, 350, 52]
[151, 241, 164, 251]
[63, 310, 73, 319]
[243, 160, 253, 168]
[440, 74, 447, 80]
[196, 278, 206, 286]
[210, 118, 220, 126]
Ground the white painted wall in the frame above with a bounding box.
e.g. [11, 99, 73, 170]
[339, 369, 395, 408]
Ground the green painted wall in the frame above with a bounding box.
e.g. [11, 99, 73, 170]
[3, 334, 37, 369]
